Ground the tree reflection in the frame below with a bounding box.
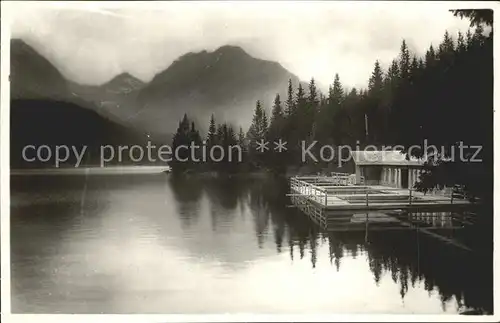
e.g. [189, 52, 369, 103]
[167, 175, 492, 314]
[202, 176, 248, 232]
[250, 176, 492, 314]
[168, 175, 203, 228]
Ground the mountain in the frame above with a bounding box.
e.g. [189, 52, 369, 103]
[135, 45, 303, 134]
[68, 72, 146, 128]
[9, 40, 162, 168]
[10, 39, 69, 100]
[10, 99, 152, 168]
[10, 39, 148, 130]
[10, 39, 305, 138]
[69, 72, 144, 100]
[103, 72, 145, 94]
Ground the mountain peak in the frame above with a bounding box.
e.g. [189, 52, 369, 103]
[214, 45, 249, 56]
[105, 72, 145, 92]
[137, 44, 302, 134]
[110, 72, 141, 82]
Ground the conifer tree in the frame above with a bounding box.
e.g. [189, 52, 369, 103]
[330, 73, 344, 106]
[308, 78, 319, 106]
[368, 60, 384, 96]
[247, 100, 269, 168]
[247, 100, 268, 147]
[457, 31, 466, 52]
[425, 45, 437, 67]
[285, 79, 295, 116]
[295, 83, 306, 108]
[207, 114, 217, 145]
[269, 94, 284, 139]
[399, 40, 411, 80]
[238, 126, 246, 146]
[171, 114, 195, 172]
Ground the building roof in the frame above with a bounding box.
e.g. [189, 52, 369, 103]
[350, 150, 424, 167]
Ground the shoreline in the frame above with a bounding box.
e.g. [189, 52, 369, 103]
[9, 166, 300, 179]
[10, 165, 171, 176]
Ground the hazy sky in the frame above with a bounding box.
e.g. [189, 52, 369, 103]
[8, 1, 477, 90]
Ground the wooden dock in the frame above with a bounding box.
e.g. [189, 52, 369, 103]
[288, 175, 476, 231]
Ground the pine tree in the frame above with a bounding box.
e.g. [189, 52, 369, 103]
[368, 60, 384, 96]
[261, 109, 269, 138]
[171, 114, 194, 172]
[308, 78, 319, 106]
[285, 79, 295, 116]
[366, 60, 385, 143]
[207, 114, 217, 144]
[216, 124, 224, 145]
[305, 78, 320, 140]
[296, 83, 306, 107]
[269, 93, 284, 138]
[425, 45, 436, 67]
[226, 125, 237, 146]
[473, 24, 486, 45]
[451, 9, 493, 27]
[330, 75, 351, 146]
[247, 100, 268, 144]
[330, 73, 344, 106]
[267, 93, 287, 171]
[247, 100, 269, 168]
[238, 126, 245, 146]
[418, 58, 425, 71]
[381, 60, 400, 143]
[410, 55, 420, 81]
[293, 83, 309, 144]
[318, 73, 344, 146]
[441, 30, 455, 53]
[399, 40, 411, 80]
[457, 31, 467, 52]
[466, 29, 473, 48]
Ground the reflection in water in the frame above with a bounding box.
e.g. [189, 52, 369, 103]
[10, 173, 492, 314]
[169, 175, 204, 229]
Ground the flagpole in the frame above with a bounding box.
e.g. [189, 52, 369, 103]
[365, 113, 369, 139]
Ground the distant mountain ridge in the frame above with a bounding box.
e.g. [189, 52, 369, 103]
[10, 39, 69, 101]
[104, 73, 145, 94]
[135, 44, 303, 134]
[67, 72, 146, 128]
[10, 38, 306, 136]
[9, 39, 156, 168]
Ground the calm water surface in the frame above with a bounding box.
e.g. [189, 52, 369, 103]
[10, 171, 492, 314]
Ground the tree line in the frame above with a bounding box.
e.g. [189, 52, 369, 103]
[170, 9, 492, 200]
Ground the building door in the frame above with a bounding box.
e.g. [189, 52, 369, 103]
[401, 168, 409, 188]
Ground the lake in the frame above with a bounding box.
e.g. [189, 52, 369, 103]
[10, 169, 493, 314]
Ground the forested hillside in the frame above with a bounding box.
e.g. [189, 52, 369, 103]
[170, 10, 493, 202]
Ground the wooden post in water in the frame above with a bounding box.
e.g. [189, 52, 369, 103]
[324, 191, 328, 206]
[409, 188, 412, 206]
[451, 190, 454, 204]
[365, 189, 369, 207]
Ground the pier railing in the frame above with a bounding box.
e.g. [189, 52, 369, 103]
[290, 176, 330, 205]
[292, 173, 361, 186]
[289, 175, 468, 208]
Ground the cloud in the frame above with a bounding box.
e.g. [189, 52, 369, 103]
[9, 1, 475, 89]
